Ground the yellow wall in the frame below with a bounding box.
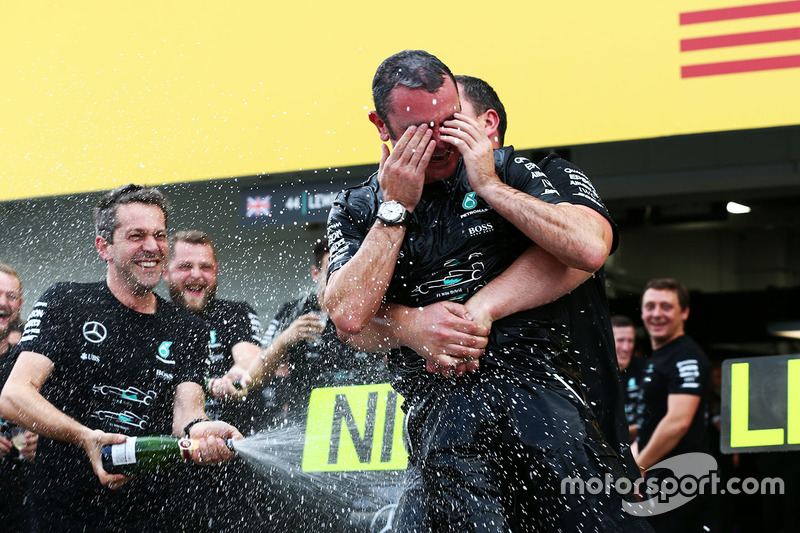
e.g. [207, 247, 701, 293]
[3, 1, 800, 200]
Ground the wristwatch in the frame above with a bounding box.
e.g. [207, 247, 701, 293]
[376, 200, 410, 226]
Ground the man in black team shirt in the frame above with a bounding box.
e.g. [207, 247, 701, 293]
[165, 230, 268, 434]
[455, 74, 638, 479]
[613, 314, 646, 443]
[260, 239, 386, 419]
[0, 263, 37, 532]
[325, 50, 649, 531]
[635, 278, 715, 532]
[164, 230, 274, 530]
[0, 185, 241, 531]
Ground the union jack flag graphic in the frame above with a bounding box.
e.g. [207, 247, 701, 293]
[246, 195, 272, 217]
[680, 1, 800, 77]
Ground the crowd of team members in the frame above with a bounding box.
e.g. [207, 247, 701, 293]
[0, 220, 382, 531]
[0, 49, 721, 532]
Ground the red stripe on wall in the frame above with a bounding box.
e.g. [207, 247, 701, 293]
[681, 1, 800, 25]
[681, 53, 800, 77]
[681, 26, 800, 50]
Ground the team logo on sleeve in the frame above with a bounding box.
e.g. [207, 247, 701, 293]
[82, 321, 108, 344]
[157, 341, 176, 365]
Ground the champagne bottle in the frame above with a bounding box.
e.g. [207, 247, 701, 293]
[101, 435, 235, 476]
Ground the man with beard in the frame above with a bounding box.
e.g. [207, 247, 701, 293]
[165, 230, 268, 432]
[0, 264, 36, 532]
[164, 230, 274, 530]
[326, 50, 648, 531]
[0, 185, 241, 531]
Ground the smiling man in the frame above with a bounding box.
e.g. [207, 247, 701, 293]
[636, 278, 714, 532]
[0, 185, 241, 531]
[163, 229, 270, 531]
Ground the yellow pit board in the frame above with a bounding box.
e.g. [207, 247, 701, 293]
[721, 354, 800, 453]
[302, 382, 408, 472]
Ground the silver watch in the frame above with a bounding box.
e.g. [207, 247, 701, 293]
[376, 200, 409, 226]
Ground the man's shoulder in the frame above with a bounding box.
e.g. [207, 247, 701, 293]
[655, 335, 709, 369]
[334, 172, 380, 204]
[157, 296, 208, 331]
[661, 335, 706, 356]
[209, 298, 256, 317]
[36, 280, 106, 307]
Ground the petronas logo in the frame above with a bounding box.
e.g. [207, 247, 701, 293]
[157, 341, 176, 365]
[462, 192, 478, 210]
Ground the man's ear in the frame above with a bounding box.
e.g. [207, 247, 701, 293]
[482, 109, 501, 146]
[95, 235, 111, 262]
[368, 110, 391, 143]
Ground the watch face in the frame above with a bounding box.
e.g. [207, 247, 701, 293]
[378, 201, 406, 224]
[382, 202, 404, 220]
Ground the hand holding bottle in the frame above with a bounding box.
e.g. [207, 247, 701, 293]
[82, 428, 131, 490]
[186, 419, 243, 466]
[207, 371, 250, 402]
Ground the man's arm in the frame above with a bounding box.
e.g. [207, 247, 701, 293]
[343, 244, 590, 377]
[635, 394, 701, 470]
[464, 245, 590, 328]
[0, 351, 129, 488]
[208, 341, 264, 400]
[326, 125, 434, 335]
[172, 381, 242, 465]
[235, 312, 325, 393]
[325, 222, 407, 335]
[441, 113, 612, 272]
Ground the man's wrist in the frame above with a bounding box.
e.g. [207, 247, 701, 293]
[183, 417, 211, 438]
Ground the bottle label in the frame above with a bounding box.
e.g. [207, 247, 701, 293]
[178, 437, 195, 461]
[111, 437, 138, 465]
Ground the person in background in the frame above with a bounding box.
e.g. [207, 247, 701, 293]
[0, 184, 240, 531]
[612, 314, 646, 442]
[0, 263, 36, 532]
[164, 230, 276, 530]
[259, 239, 387, 420]
[636, 278, 716, 532]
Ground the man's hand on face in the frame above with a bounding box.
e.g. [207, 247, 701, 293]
[395, 301, 489, 377]
[378, 124, 435, 212]
[440, 113, 498, 194]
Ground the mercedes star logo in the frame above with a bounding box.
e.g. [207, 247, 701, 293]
[83, 321, 108, 344]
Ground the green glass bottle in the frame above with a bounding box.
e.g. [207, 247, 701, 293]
[101, 435, 235, 475]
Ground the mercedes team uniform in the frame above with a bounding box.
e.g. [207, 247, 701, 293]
[328, 147, 648, 531]
[16, 281, 207, 531]
[538, 154, 640, 480]
[175, 298, 265, 532]
[201, 298, 264, 433]
[261, 293, 387, 418]
[637, 334, 714, 532]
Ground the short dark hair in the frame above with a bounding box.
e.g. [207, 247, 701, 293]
[312, 239, 329, 268]
[643, 278, 691, 310]
[0, 263, 22, 294]
[610, 315, 634, 328]
[94, 184, 170, 243]
[455, 75, 508, 145]
[373, 50, 457, 134]
[170, 230, 217, 263]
